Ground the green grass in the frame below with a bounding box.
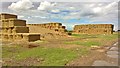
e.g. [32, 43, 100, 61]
[65, 41, 101, 47]
[2, 45, 27, 58]
[66, 33, 118, 47]
[72, 33, 118, 40]
[97, 34, 118, 40]
[72, 34, 97, 39]
[3, 46, 89, 66]
[3, 33, 118, 66]
[72, 34, 91, 38]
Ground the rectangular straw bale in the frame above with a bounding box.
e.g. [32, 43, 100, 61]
[13, 26, 29, 33]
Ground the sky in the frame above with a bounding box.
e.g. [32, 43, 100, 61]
[0, 0, 119, 30]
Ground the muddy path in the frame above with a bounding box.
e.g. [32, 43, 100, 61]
[66, 41, 119, 66]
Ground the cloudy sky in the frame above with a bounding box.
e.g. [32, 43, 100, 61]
[0, 0, 119, 30]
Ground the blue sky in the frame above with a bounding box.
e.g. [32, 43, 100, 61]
[0, 0, 119, 30]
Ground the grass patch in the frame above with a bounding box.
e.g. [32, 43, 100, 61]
[97, 34, 118, 40]
[65, 41, 101, 47]
[72, 34, 91, 38]
[72, 34, 98, 39]
[68, 33, 118, 47]
[2, 45, 27, 58]
[3, 46, 89, 66]
[72, 33, 118, 40]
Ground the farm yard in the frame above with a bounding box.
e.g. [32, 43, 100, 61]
[2, 32, 119, 66]
[1, 1, 119, 67]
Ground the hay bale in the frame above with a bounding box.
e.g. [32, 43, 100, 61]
[24, 34, 40, 42]
[3, 34, 8, 40]
[16, 34, 23, 40]
[9, 19, 26, 27]
[4, 28, 8, 33]
[8, 34, 13, 40]
[22, 34, 28, 41]
[12, 28, 16, 34]
[13, 19, 26, 26]
[0, 13, 17, 19]
[13, 26, 29, 33]
[12, 34, 17, 40]
[3, 21, 8, 27]
[2, 19, 26, 28]
[8, 28, 12, 34]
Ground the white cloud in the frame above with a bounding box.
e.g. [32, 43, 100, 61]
[77, 2, 118, 18]
[105, 2, 117, 9]
[8, 0, 34, 11]
[89, 4, 95, 7]
[69, 7, 76, 10]
[54, 2, 118, 30]
[37, 1, 56, 10]
[70, 12, 78, 15]
[93, 7, 102, 13]
[6, 2, 118, 30]
[18, 15, 24, 18]
[32, 16, 47, 19]
[27, 16, 31, 19]
[1, 0, 120, 2]
[98, 4, 102, 6]
[51, 9, 60, 13]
